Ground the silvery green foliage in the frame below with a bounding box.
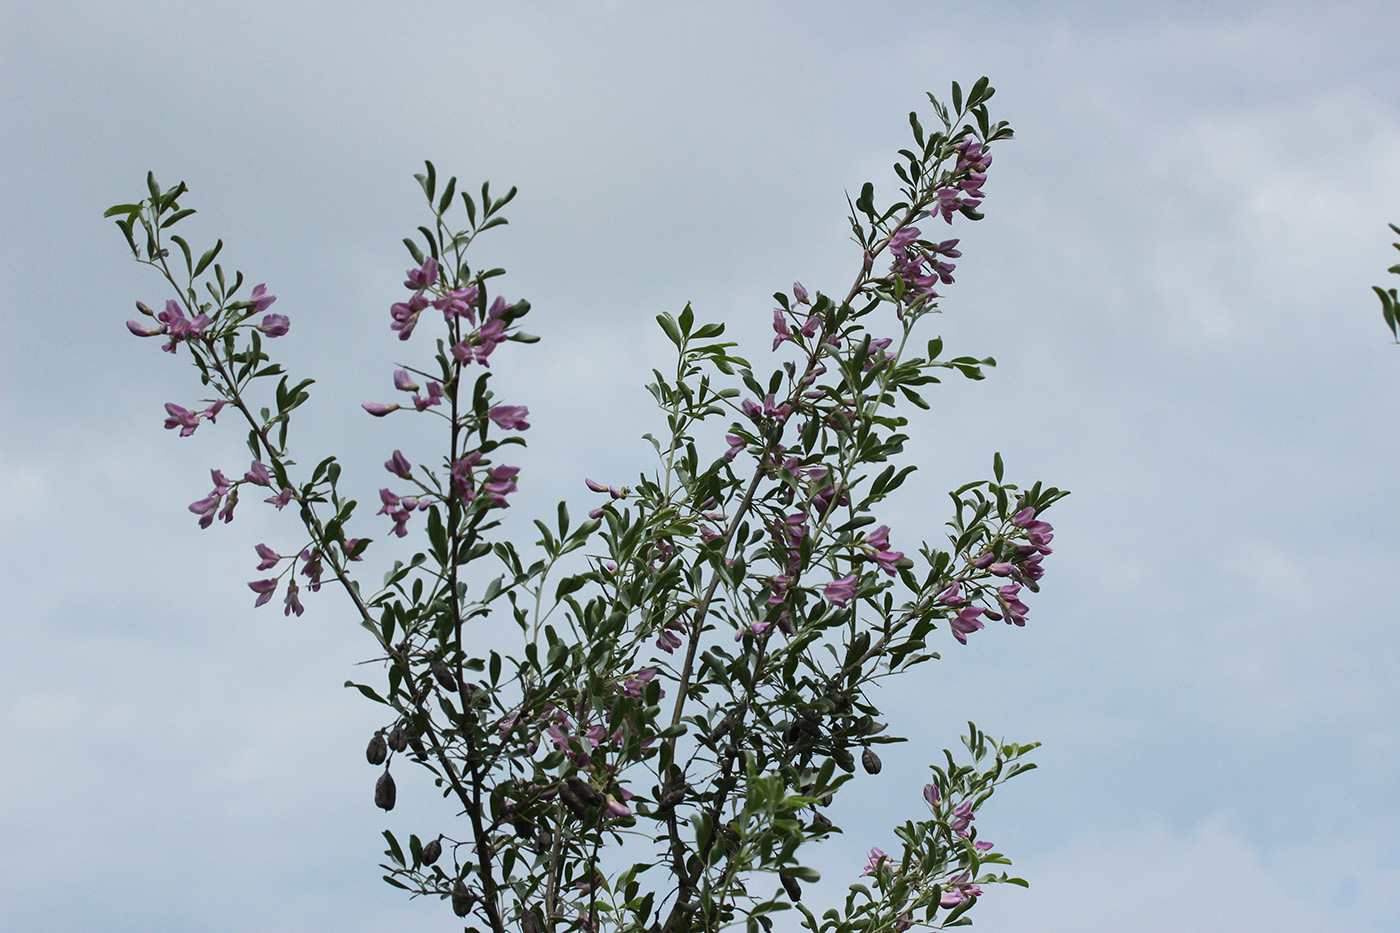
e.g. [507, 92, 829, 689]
[111, 78, 1064, 933]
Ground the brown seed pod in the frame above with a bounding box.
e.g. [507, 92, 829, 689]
[820, 794, 833, 807]
[366, 732, 387, 765]
[521, 907, 543, 933]
[566, 775, 605, 808]
[388, 725, 408, 753]
[451, 880, 473, 917]
[375, 770, 397, 811]
[431, 659, 457, 692]
[811, 811, 832, 829]
[862, 747, 882, 775]
[421, 838, 442, 865]
[780, 873, 802, 902]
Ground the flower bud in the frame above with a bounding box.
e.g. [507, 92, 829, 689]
[366, 732, 387, 765]
[375, 770, 397, 811]
[421, 838, 442, 865]
[451, 880, 473, 917]
[862, 748, 882, 774]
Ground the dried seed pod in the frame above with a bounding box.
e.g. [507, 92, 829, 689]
[559, 782, 586, 819]
[510, 816, 533, 838]
[811, 811, 832, 829]
[366, 732, 387, 765]
[566, 775, 605, 808]
[451, 880, 473, 917]
[387, 725, 408, 753]
[780, 873, 802, 902]
[421, 838, 442, 865]
[375, 770, 397, 811]
[820, 794, 833, 807]
[521, 908, 543, 933]
[407, 731, 428, 761]
[862, 747, 882, 775]
[431, 659, 457, 692]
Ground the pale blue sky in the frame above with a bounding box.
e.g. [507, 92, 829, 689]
[2, 2, 1398, 930]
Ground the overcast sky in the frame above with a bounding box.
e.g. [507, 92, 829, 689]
[3, 2, 1399, 931]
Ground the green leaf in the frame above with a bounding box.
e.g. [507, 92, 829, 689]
[993, 451, 1004, 482]
[193, 239, 223, 277]
[657, 312, 683, 348]
[678, 302, 694, 336]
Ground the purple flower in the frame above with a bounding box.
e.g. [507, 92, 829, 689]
[890, 226, 920, 250]
[619, 668, 661, 699]
[936, 581, 965, 605]
[249, 284, 277, 314]
[404, 257, 438, 291]
[244, 461, 271, 486]
[255, 543, 279, 571]
[413, 381, 444, 410]
[258, 314, 289, 337]
[283, 580, 304, 617]
[923, 783, 940, 807]
[188, 493, 219, 529]
[389, 292, 429, 340]
[433, 285, 479, 322]
[939, 873, 982, 907]
[248, 578, 277, 608]
[951, 607, 985, 645]
[793, 281, 809, 303]
[823, 574, 858, 607]
[452, 453, 482, 499]
[385, 449, 412, 478]
[861, 848, 891, 877]
[265, 487, 294, 510]
[127, 319, 162, 337]
[950, 800, 975, 836]
[300, 548, 323, 592]
[362, 401, 400, 417]
[489, 405, 530, 431]
[772, 308, 792, 350]
[163, 403, 200, 437]
[393, 369, 419, 393]
[482, 465, 519, 507]
[723, 434, 746, 461]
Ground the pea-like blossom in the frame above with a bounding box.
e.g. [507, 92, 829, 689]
[823, 574, 858, 607]
[403, 257, 439, 291]
[163, 403, 200, 437]
[939, 873, 982, 907]
[384, 449, 412, 479]
[389, 292, 429, 340]
[248, 578, 277, 608]
[255, 543, 279, 571]
[283, 579, 304, 617]
[924, 783, 940, 807]
[481, 465, 519, 507]
[412, 381, 444, 411]
[950, 606, 985, 644]
[393, 369, 419, 393]
[723, 434, 746, 461]
[772, 308, 792, 350]
[244, 461, 271, 486]
[249, 284, 277, 314]
[792, 281, 809, 303]
[362, 401, 399, 417]
[127, 319, 162, 337]
[619, 668, 662, 699]
[156, 300, 211, 353]
[489, 405, 530, 431]
[265, 487, 294, 510]
[861, 847, 892, 877]
[863, 525, 904, 576]
[300, 548, 323, 592]
[258, 314, 289, 337]
[950, 799, 975, 835]
[452, 452, 482, 499]
[433, 285, 479, 322]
